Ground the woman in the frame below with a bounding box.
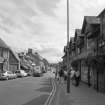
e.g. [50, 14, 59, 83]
[70, 69, 76, 85]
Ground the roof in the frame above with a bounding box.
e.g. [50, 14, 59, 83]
[0, 38, 20, 62]
[0, 38, 9, 49]
[98, 9, 105, 18]
[85, 16, 100, 24]
[9, 48, 20, 62]
[82, 16, 100, 33]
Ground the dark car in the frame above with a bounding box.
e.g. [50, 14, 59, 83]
[33, 70, 42, 77]
[27, 71, 32, 76]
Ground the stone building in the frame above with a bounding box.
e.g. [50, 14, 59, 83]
[63, 9, 105, 93]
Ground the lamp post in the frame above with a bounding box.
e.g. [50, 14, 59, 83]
[67, 0, 70, 93]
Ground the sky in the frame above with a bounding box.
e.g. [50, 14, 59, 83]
[0, 0, 105, 63]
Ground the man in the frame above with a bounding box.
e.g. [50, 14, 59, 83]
[58, 69, 64, 84]
[75, 70, 80, 86]
[70, 68, 75, 79]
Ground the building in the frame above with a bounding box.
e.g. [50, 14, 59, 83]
[26, 49, 48, 72]
[9, 49, 20, 72]
[69, 16, 101, 91]
[63, 9, 105, 93]
[0, 38, 20, 73]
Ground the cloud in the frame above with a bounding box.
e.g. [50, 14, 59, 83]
[0, 0, 105, 63]
[35, 0, 60, 16]
[38, 47, 62, 63]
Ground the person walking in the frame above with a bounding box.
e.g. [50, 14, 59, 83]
[70, 68, 75, 79]
[70, 68, 76, 85]
[64, 70, 67, 82]
[75, 70, 80, 86]
[55, 70, 57, 79]
[58, 69, 64, 84]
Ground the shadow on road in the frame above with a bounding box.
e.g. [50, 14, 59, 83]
[36, 86, 52, 93]
[22, 94, 48, 105]
[39, 82, 51, 86]
[39, 78, 52, 87]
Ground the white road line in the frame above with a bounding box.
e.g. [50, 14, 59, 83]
[44, 78, 56, 105]
[48, 79, 56, 105]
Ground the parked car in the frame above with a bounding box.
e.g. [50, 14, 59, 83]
[33, 69, 42, 77]
[0, 71, 17, 80]
[22, 70, 28, 77]
[15, 70, 27, 77]
[27, 71, 32, 76]
[10, 72, 17, 79]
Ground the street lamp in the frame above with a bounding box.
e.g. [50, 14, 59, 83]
[67, 0, 70, 93]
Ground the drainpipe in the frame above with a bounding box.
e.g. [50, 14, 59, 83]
[88, 63, 91, 87]
[8, 50, 9, 71]
[80, 60, 81, 81]
[96, 30, 99, 92]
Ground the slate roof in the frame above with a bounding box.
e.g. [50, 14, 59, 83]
[82, 16, 100, 33]
[98, 9, 105, 17]
[84, 16, 100, 24]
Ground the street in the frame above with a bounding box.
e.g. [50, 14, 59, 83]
[0, 72, 54, 105]
[1, 1, 105, 105]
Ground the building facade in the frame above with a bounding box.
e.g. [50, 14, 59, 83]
[63, 9, 105, 93]
[0, 38, 20, 73]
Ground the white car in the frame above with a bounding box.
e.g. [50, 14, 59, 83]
[21, 70, 27, 77]
[0, 71, 17, 80]
[15, 70, 27, 77]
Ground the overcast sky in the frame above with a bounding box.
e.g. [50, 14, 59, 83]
[0, 0, 105, 63]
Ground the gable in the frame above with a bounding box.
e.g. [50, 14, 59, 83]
[82, 16, 100, 34]
[9, 50, 19, 64]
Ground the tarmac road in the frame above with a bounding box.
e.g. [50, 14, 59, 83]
[0, 71, 53, 105]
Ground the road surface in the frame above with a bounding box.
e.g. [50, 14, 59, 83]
[0, 71, 54, 105]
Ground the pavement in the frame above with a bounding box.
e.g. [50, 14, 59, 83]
[53, 79, 105, 105]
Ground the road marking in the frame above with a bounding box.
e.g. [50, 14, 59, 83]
[44, 78, 56, 105]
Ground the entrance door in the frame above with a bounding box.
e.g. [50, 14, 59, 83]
[90, 68, 94, 87]
[0, 63, 3, 73]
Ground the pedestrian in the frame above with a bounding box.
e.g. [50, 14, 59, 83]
[70, 68, 76, 85]
[55, 70, 57, 79]
[64, 70, 67, 81]
[75, 70, 80, 86]
[70, 68, 75, 79]
[58, 69, 64, 84]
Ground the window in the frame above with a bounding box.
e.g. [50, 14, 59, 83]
[0, 48, 3, 57]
